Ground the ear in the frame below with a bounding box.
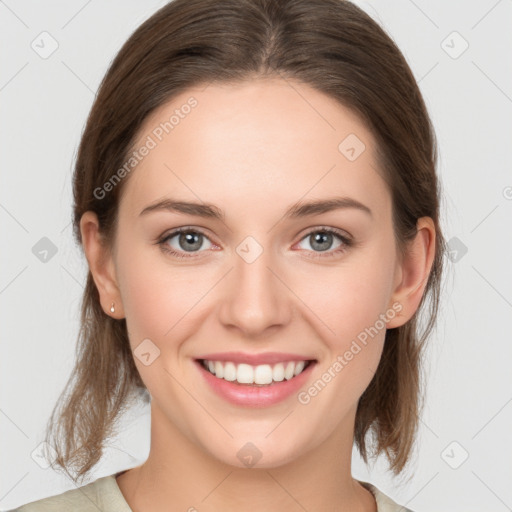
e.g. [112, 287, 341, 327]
[80, 211, 124, 318]
[386, 216, 436, 329]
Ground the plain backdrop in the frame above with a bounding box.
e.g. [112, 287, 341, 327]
[1, 1, 511, 510]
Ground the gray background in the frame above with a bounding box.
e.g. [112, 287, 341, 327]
[1, 1, 511, 510]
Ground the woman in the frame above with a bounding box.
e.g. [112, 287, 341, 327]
[14, 0, 445, 510]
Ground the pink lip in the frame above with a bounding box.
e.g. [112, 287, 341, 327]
[194, 359, 317, 408]
[195, 351, 316, 365]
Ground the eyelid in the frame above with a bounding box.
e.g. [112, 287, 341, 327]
[296, 225, 352, 242]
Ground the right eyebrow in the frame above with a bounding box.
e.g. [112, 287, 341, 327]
[139, 198, 224, 219]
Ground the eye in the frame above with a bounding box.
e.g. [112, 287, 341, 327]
[295, 227, 353, 259]
[157, 227, 214, 258]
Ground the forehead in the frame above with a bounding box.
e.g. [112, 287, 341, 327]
[120, 77, 391, 222]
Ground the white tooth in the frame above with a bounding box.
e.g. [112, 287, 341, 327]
[237, 363, 254, 384]
[272, 363, 285, 382]
[294, 361, 305, 376]
[254, 364, 273, 385]
[214, 361, 224, 379]
[223, 362, 237, 381]
[206, 360, 307, 383]
[284, 362, 295, 380]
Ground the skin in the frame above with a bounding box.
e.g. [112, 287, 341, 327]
[80, 77, 436, 512]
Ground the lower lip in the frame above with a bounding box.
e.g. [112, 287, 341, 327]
[194, 359, 316, 408]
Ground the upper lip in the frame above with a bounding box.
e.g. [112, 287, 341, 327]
[196, 351, 317, 366]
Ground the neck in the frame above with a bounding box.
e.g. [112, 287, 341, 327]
[116, 402, 377, 512]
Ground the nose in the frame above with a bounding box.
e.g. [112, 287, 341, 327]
[217, 243, 292, 338]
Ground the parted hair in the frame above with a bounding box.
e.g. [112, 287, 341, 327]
[44, 0, 446, 483]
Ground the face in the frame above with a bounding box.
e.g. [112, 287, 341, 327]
[106, 77, 405, 468]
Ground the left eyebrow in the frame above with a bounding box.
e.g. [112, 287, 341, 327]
[138, 196, 373, 220]
[284, 196, 372, 219]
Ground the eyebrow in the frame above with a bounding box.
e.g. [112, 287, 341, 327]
[139, 196, 372, 220]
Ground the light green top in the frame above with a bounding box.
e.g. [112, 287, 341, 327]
[11, 473, 414, 512]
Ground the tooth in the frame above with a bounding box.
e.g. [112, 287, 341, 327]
[284, 361, 295, 380]
[223, 362, 237, 381]
[294, 361, 305, 376]
[237, 363, 254, 384]
[272, 363, 285, 382]
[204, 359, 309, 383]
[254, 364, 273, 385]
[215, 361, 224, 379]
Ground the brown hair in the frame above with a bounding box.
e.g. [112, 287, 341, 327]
[44, 0, 446, 483]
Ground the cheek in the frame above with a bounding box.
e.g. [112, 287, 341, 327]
[115, 247, 213, 395]
[294, 261, 394, 421]
[116, 239, 219, 350]
[296, 251, 395, 344]
[290, 243, 396, 397]
[115, 240, 174, 342]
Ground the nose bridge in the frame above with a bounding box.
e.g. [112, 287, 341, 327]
[219, 235, 290, 335]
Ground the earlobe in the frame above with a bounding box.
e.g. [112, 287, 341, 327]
[79, 211, 124, 318]
[386, 217, 436, 329]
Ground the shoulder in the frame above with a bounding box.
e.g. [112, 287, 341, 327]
[358, 480, 416, 512]
[9, 474, 132, 512]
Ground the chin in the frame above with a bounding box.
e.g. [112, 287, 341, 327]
[203, 436, 304, 471]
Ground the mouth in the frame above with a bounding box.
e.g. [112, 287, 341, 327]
[195, 358, 317, 387]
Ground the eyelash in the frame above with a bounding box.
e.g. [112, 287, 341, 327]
[156, 226, 353, 260]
